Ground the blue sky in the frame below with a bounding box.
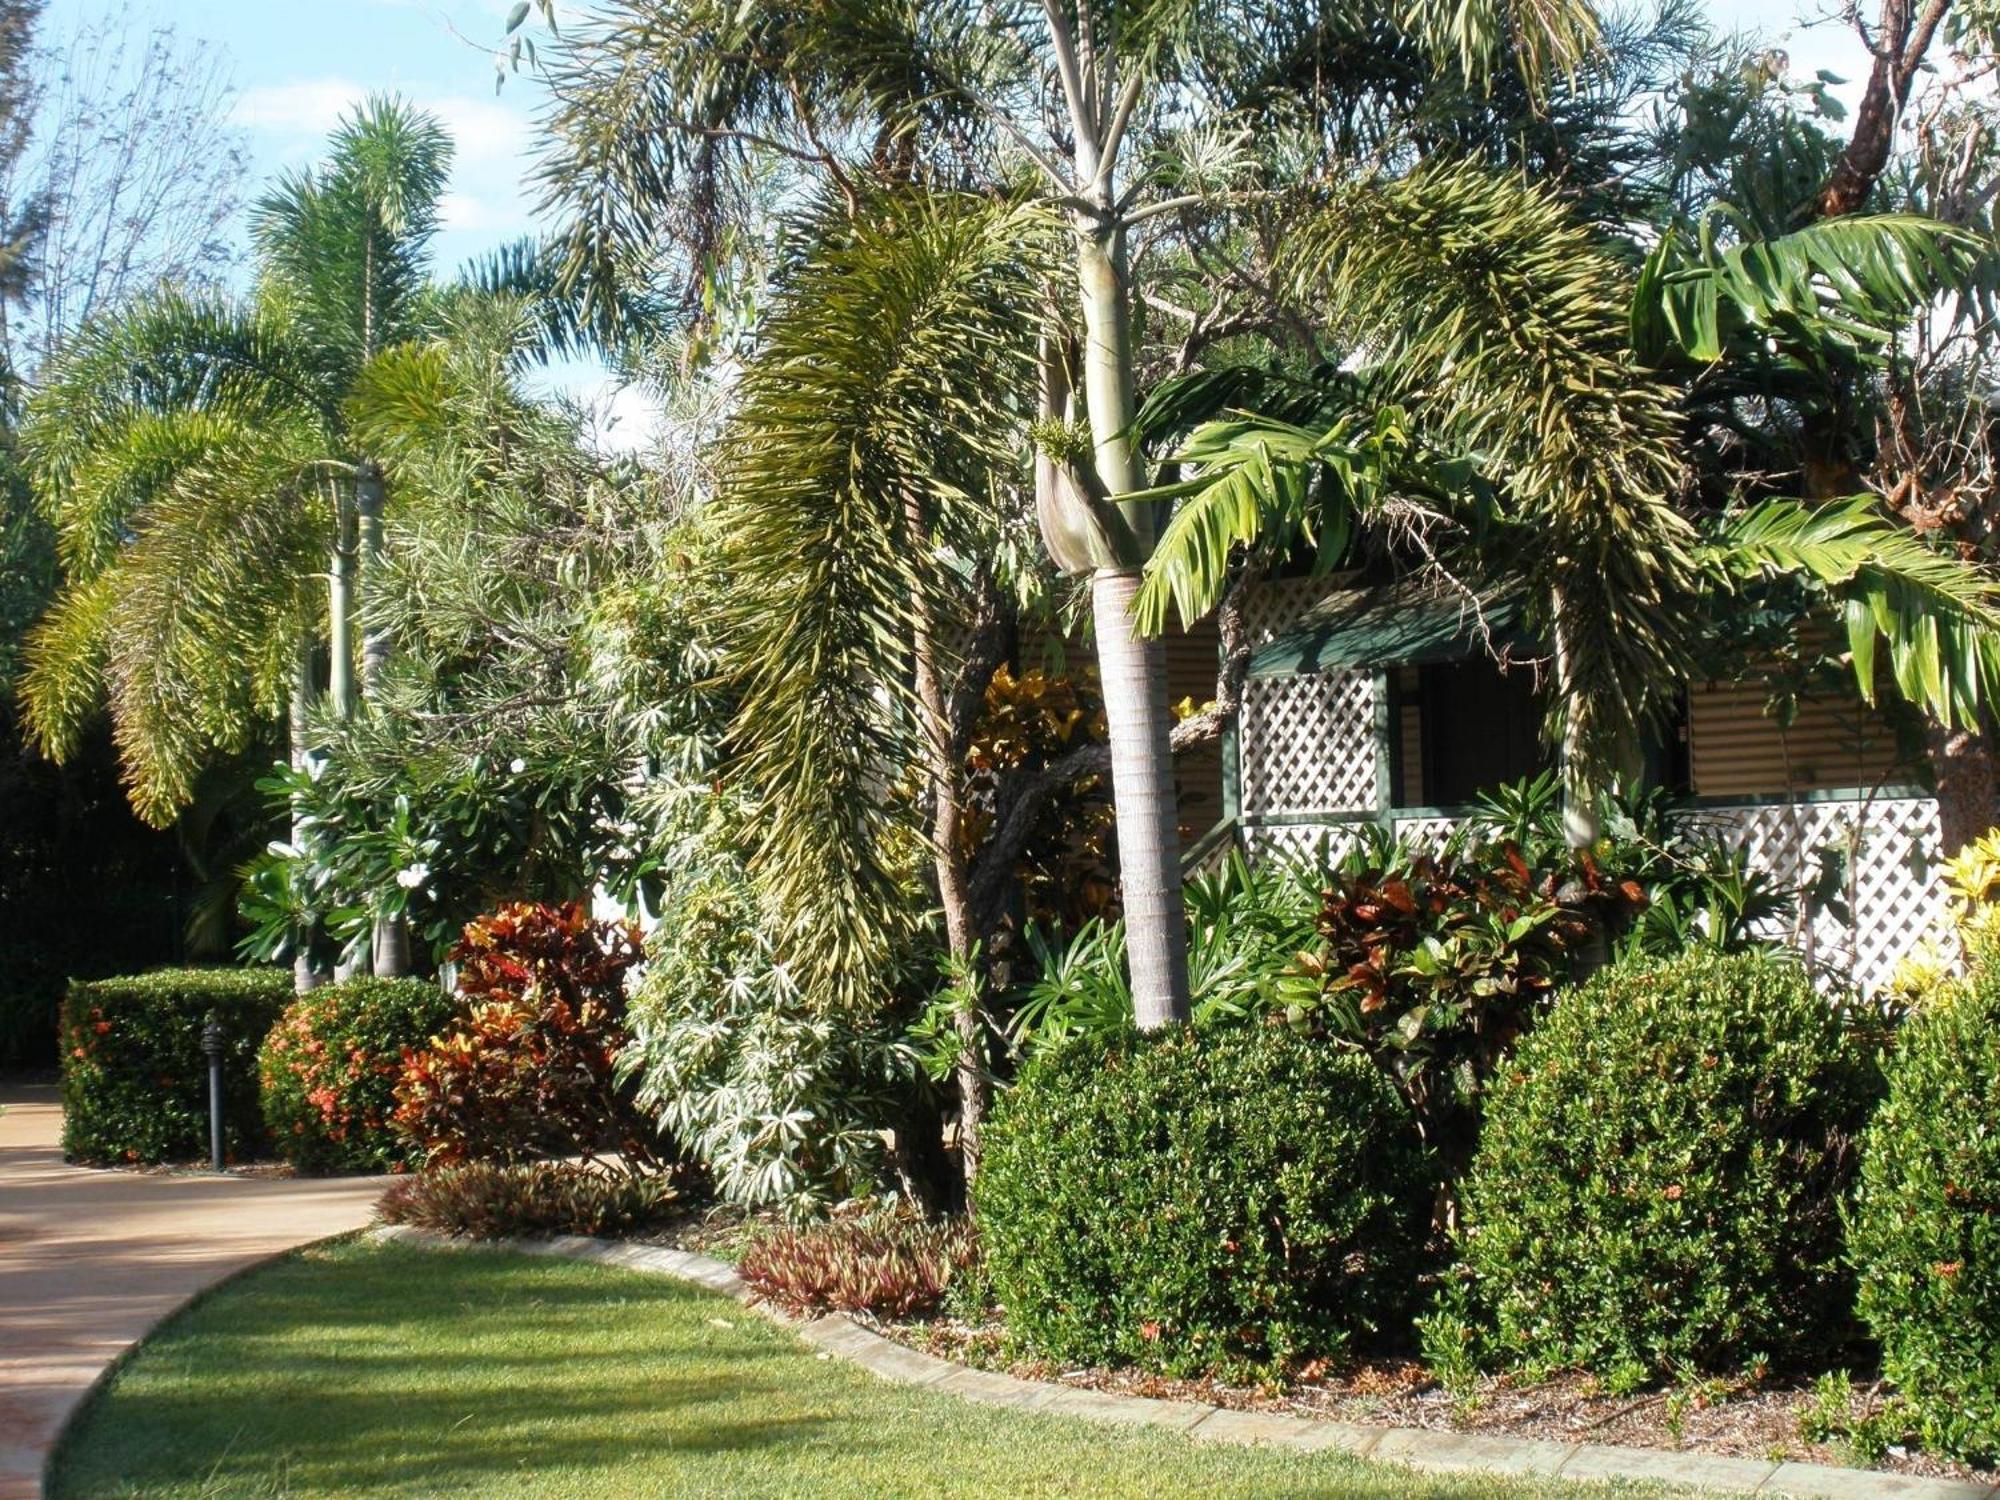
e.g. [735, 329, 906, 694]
[42, 0, 1882, 271]
[35, 0, 1883, 441]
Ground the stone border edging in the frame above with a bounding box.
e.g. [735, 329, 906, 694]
[371, 1226, 1997, 1500]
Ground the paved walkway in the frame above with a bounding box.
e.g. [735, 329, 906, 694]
[0, 1085, 383, 1500]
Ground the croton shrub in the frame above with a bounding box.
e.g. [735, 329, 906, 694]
[259, 977, 457, 1174]
[393, 901, 660, 1171]
[60, 968, 291, 1165]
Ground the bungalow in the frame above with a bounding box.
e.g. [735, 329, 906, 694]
[1187, 576, 1949, 992]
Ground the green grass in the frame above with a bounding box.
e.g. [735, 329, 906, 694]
[52, 1239, 1666, 1499]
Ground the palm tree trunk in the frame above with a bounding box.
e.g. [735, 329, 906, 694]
[1074, 219, 1191, 1029]
[355, 461, 391, 700]
[353, 458, 411, 978]
[289, 636, 328, 995]
[329, 486, 369, 985]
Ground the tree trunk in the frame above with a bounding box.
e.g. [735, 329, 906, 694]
[904, 494, 988, 1187]
[1929, 717, 1997, 856]
[355, 461, 391, 700]
[1074, 220, 1191, 1030]
[1092, 569, 1191, 1028]
[328, 490, 356, 719]
[289, 637, 327, 995]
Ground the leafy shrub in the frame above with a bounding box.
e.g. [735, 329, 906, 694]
[1459, 950, 1880, 1382]
[979, 1021, 1430, 1378]
[623, 864, 921, 1216]
[60, 967, 291, 1165]
[1277, 829, 1603, 1182]
[1849, 964, 2000, 1461]
[393, 902, 659, 1170]
[1002, 850, 1320, 1058]
[739, 1207, 978, 1318]
[376, 1161, 680, 1240]
[259, 977, 457, 1173]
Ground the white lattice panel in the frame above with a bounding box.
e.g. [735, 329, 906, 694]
[1703, 796, 1947, 992]
[1240, 576, 1341, 646]
[1240, 670, 1377, 815]
[1392, 815, 1464, 853]
[1242, 821, 1376, 867]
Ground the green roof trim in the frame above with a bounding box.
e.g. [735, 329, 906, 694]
[1248, 583, 1532, 678]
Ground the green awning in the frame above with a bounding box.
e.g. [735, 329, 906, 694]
[1249, 582, 1531, 678]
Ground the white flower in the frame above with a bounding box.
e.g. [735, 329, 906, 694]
[396, 862, 431, 890]
[509, 758, 527, 774]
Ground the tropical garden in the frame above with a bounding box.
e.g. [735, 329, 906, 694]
[13, 0, 2000, 1491]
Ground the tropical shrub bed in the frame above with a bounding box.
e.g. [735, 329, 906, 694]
[60, 968, 291, 1165]
[979, 1020, 1431, 1378]
[739, 1206, 980, 1318]
[376, 1160, 681, 1239]
[259, 977, 457, 1173]
[393, 902, 661, 1171]
[1850, 961, 2000, 1461]
[1455, 950, 1880, 1384]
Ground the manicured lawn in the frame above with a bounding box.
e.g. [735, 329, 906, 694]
[52, 1239, 1665, 1499]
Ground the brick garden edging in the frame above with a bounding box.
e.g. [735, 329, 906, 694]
[372, 1226, 1998, 1500]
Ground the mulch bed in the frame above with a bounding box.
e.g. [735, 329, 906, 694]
[850, 1309, 1999, 1487]
[630, 1211, 1999, 1483]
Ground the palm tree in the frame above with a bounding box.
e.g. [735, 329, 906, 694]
[530, 0, 1602, 1034]
[19, 96, 453, 985]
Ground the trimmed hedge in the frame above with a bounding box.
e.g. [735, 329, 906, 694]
[979, 1021, 1431, 1378]
[1850, 965, 2000, 1460]
[260, 978, 457, 1174]
[1459, 950, 1881, 1382]
[61, 968, 291, 1165]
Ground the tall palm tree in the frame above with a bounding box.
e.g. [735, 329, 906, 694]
[19, 96, 453, 985]
[531, 0, 1601, 1032]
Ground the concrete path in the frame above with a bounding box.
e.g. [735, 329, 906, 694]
[0, 1084, 383, 1500]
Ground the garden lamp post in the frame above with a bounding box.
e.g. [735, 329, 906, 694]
[200, 1017, 226, 1173]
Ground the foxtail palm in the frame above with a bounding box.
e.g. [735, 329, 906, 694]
[20, 96, 454, 984]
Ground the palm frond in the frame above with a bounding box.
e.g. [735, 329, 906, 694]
[103, 423, 332, 825]
[715, 189, 1047, 1010]
[253, 94, 452, 379]
[1631, 212, 1986, 367]
[1280, 157, 1695, 785]
[1702, 497, 2000, 729]
[1133, 405, 1451, 632]
[18, 568, 114, 763]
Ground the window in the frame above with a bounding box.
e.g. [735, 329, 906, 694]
[1389, 659, 1552, 809]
